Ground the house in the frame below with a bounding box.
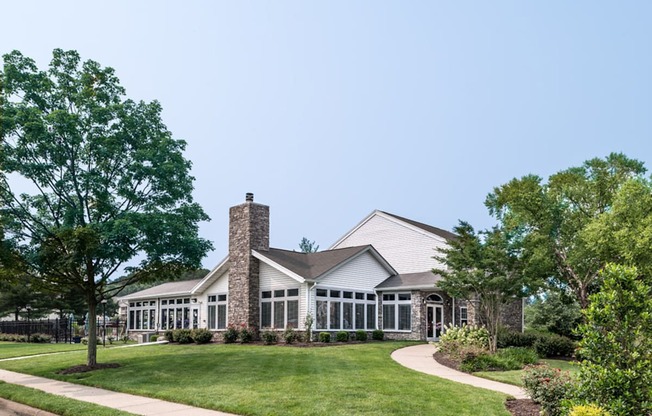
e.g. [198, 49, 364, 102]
[119, 193, 523, 341]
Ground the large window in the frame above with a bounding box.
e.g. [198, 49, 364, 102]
[128, 300, 156, 330]
[261, 288, 299, 329]
[382, 293, 412, 331]
[316, 288, 376, 330]
[207, 294, 228, 330]
[159, 298, 191, 330]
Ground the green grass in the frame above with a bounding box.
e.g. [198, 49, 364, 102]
[474, 359, 579, 386]
[0, 342, 511, 415]
[0, 381, 134, 415]
[0, 342, 88, 359]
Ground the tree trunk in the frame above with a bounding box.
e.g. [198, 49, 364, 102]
[87, 296, 97, 366]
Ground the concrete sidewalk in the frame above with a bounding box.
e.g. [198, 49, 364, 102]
[0, 369, 237, 416]
[391, 343, 528, 399]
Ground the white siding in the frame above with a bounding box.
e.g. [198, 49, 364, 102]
[333, 214, 449, 274]
[203, 270, 229, 294]
[259, 263, 301, 290]
[318, 251, 392, 290]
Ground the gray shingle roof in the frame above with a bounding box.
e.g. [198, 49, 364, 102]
[258, 245, 372, 280]
[381, 211, 457, 241]
[119, 279, 203, 300]
[375, 271, 442, 290]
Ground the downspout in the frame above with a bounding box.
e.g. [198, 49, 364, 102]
[452, 297, 455, 327]
[374, 289, 380, 330]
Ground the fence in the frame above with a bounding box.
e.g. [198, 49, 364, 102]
[0, 317, 126, 344]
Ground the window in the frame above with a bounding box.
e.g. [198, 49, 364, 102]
[128, 300, 157, 331]
[315, 287, 376, 331]
[382, 292, 412, 331]
[260, 288, 299, 329]
[460, 307, 468, 326]
[207, 294, 228, 330]
[158, 298, 191, 330]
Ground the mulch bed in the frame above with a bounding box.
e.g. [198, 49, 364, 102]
[56, 363, 121, 375]
[432, 351, 541, 416]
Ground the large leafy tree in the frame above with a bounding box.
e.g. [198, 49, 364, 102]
[0, 49, 212, 366]
[584, 178, 652, 280]
[434, 222, 532, 352]
[486, 153, 646, 308]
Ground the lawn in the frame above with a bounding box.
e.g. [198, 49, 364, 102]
[474, 359, 579, 386]
[0, 342, 88, 359]
[0, 381, 134, 416]
[0, 341, 512, 416]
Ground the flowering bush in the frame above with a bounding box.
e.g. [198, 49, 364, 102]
[239, 324, 254, 343]
[261, 330, 278, 345]
[223, 325, 239, 343]
[439, 324, 489, 360]
[191, 328, 213, 344]
[283, 326, 297, 344]
[522, 364, 573, 416]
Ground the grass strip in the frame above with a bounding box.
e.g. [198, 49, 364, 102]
[0, 381, 134, 416]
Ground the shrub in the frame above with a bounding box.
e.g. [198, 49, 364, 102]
[239, 325, 254, 343]
[371, 329, 384, 341]
[150, 335, 159, 342]
[107, 335, 114, 344]
[261, 330, 278, 345]
[283, 326, 297, 344]
[223, 325, 239, 343]
[319, 332, 331, 343]
[568, 404, 611, 416]
[355, 330, 368, 342]
[460, 347, 538, 372]
[439, 324, 489, 359]
[30, 333, 52, 343]
[522, 364, 573, 416]
[164, 329, 175, 342]
[573, 264, 652, 416]
[336, 331, 349, 342]
[191, 328, 213, 344]
[304, 314, 314, 343]
[497, 329, 538, 348]
[174, 329, 193, 344]
[533, 334, 576, 358]
[121, 335, 129, 343]
[81, 337, 101, 345]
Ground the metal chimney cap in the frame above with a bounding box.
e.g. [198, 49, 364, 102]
[245, 193, 254, 202]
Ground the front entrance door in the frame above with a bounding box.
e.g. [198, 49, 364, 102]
[427, 305, 444, 340]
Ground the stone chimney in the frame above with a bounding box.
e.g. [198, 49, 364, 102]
[228, 193, 269, 328]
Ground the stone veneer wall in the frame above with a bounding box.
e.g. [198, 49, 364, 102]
[227, 197, 269, 329]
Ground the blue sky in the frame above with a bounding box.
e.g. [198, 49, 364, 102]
[2, 1, 651, 270]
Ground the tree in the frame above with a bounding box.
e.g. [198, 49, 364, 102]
[298, 237, 319, 253]
[0, 274, 51, 320]
[584, 178, 652, 280]
[574, 264, 652, 415]
[434, 222, 532, 352]
[525, 289, 582, 338]
[486, 153, 646, 308]
[0, 49, 212, 366]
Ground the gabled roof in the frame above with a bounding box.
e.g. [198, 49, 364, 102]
[380, 211, 457, 241]
[254, 245, 397, 282]
[330, 210, 456, 249]
[191, 256, 229, 294]
[375, 271, 443, 291]
[118, 279, 202, 300]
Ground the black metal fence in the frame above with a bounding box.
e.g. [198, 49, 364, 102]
[0, 317, 126, 343]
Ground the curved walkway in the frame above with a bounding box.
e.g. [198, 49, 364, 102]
[391, 343, 528, 399]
